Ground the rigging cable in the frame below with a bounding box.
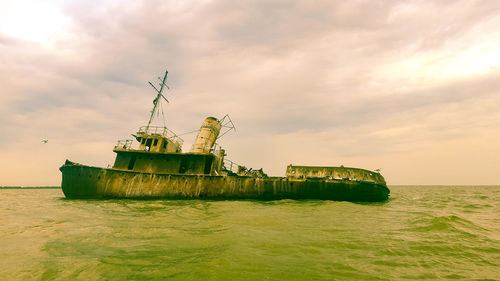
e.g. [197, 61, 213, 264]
[177, 129, 200, 136]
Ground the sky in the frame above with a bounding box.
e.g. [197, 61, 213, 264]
[1, 0, 500, 186]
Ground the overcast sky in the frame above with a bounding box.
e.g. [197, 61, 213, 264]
[1, 0, 500, 186]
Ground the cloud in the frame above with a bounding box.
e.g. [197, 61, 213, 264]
[1, 0, 500, 185]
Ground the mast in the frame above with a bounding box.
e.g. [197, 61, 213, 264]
[146, 69, 170, 132]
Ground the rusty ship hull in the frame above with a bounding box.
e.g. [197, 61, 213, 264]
[60, 70, 390, 202]
[60, 161, 390, 202]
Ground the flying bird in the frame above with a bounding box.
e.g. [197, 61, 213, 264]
[41, 139, 48, 143]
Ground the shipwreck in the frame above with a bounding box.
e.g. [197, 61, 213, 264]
[60, 70, 390, 202]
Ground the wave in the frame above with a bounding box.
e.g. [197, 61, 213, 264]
[407, 214, 490, 237]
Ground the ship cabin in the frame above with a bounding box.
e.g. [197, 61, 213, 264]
[112, 124, 225, 176]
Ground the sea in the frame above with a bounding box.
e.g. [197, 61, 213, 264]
[0, 186, 498, 281]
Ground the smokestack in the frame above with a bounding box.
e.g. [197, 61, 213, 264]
[191, 117, 222, 153]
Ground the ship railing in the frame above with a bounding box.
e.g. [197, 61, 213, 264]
[115, 139, 133, 149]
[210, 143, 221, 155]
[223, 158, 240, 174]
[138, 126, 184, 146]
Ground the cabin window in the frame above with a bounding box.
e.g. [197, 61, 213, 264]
[153, 139, 158, 146]
[145, 138, 152, 151]
[128, 155, 137, 170]
[163, 141, 167, 150]
[141, 138, 146, 144]
[204, 157, 213, 174]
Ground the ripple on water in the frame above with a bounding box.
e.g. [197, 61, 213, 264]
[1, 187, 499, 280]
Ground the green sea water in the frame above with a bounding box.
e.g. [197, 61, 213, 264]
[0, 186, 499, 280]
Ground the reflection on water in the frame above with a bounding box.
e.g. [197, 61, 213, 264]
[1, 186, 499, 280]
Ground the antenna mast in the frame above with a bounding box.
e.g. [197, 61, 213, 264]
[146, 69, 170, 132]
